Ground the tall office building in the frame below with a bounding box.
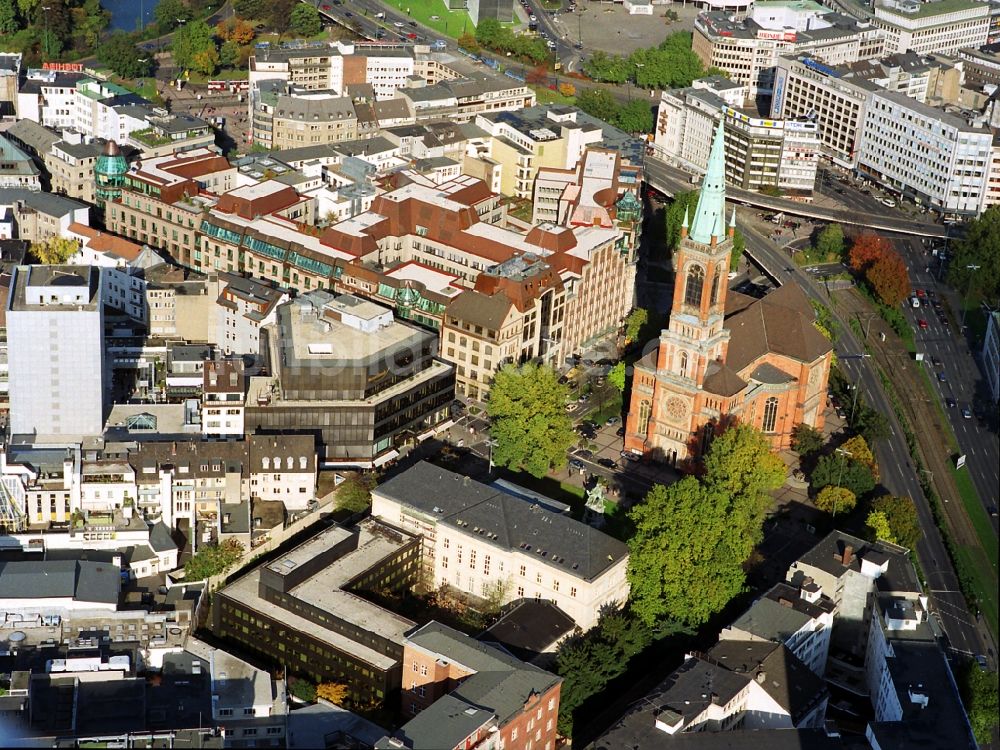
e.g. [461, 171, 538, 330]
[5, 265, 107, 440]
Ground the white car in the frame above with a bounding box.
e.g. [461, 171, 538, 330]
[394, 21, 404, 27]
[881, 197, 896, 207]
[529, 14, 537, 21]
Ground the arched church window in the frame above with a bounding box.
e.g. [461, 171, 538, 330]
[710, 267, 724, 306]
[684, 265, 704, 307]
[762, 397, 779, 433]
[638, 400, 651, 434]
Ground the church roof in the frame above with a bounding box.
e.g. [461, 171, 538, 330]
[688, 120, 727, 245]
[725, 284, 832, 371]
[702, 360, 747, 397]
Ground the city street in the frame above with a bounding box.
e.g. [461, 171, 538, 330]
[737, 217, 994, 663]
[894, 236, 999, 527]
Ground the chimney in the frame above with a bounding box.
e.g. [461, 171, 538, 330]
[842, 544, 854, 566]
[756, 671, 766, 684]
[171, 442, 177, 456]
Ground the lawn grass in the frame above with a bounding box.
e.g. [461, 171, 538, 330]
[386, 0, 474, 38]
[531, 85, 575, 106]
[950, 466, 999, 568]
[116, 76, 160, 101]
[955, 544, 999, 641]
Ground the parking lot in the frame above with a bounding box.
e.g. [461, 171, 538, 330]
[557, 1, 701, 56]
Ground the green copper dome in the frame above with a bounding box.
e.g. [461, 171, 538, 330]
[95, 140, 127, 206]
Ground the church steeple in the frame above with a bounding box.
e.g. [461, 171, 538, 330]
[689, 119, 727, 246]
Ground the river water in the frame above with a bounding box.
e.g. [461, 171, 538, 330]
[103, 0, 161, 32]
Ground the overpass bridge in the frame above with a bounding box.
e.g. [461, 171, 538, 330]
[643, 155, 952, 239]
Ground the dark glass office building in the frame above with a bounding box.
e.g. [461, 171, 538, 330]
[245, 292, 454, 466]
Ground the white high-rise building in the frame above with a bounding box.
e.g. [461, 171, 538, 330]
[5, 265, 108, 440]
[871, 0, 990, 55]
[856, 90, 993, 216]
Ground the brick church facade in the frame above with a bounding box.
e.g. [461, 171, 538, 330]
[624, 122, 833, 466]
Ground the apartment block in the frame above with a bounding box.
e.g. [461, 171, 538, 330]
[397, 77, 535, 123]
[202, 359, 246, 439]
[786, 531, 920, 658]
[258, 88, 360, 151]
[249, 41, 415, 99]
[693, 0, 884, 101]
[372, 462, 630, 630]
[872, 0, 989, 55]
[215, 274, 287, 356]
[856, 89, 993, 215]
[378, 621, 561, 749]
[0, 136, 41, 191]
[719, 580, 835, 676]
[15, 69, 87, 131]
[0, 189, 90, 243]
[105, 148, 236, 266]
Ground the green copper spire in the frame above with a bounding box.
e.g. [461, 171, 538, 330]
[689, 119, 727, 246]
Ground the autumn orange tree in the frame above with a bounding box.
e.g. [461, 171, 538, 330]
[316, 682, 349, 704]
[848, 233, 892, 274]
[217, 17, 255, 45]
[867, 250, 911, 307]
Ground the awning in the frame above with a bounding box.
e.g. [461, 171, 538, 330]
[373, 450, 400, 468]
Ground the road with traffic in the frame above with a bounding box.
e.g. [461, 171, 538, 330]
[896, 236, 1000, 528]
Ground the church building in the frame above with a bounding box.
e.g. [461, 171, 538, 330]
[624, 122, 833, 466]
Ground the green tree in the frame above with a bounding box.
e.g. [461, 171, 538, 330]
[35, 0, 70, 57]
[475, 17, 503, 48]
[871, 495, 921, 549]
[575, 88, 618, 123]
[811, 453, 875, 498]
[72, 0, 111, 50]
[866, 510, 894, 543]
[290, 3, 322, 37]
[268, 0, 298, 35]
[288, 677, 317, 702]
[171, 19, 217, 72]
[190, 44, 220, 75]
[0, 0, 18, 34]
[629, 479, 745, 626]
[629, 424, 781, 627]
[815, 223, 845, 260]
[608, 362, 626, 393]
[336, 473, 375, 514]
[154, 0, 190, 33]
[815, 485, 856, 516]
[582, 50, 631, 83]
[98, 32, 153, 78]
[555, 611, 662, 737]
[791, 423, 824, 456]
[233, 0, 266, 18]
[615, 99, 653, 134]
[947, 205, 1000, 305]
[219, 38, 240, 68]
[959, 661, 1000, 745]
[487, 363, 576, 478]
[854, 405, 890, 443]
[184, 538, 244, 580]
[624, 308, 648, 343]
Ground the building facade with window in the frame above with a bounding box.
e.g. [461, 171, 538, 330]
[624, 123, 832, 465]
[371, 462, 630, 630]
[212, 519, 420, 706]
[378, 621, 561, 750]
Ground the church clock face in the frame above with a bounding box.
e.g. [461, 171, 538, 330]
[665, 396, 687, 424]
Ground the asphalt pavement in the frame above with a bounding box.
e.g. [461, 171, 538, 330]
[895, 236, 1000, 528]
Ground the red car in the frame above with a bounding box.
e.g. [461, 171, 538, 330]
[916, 288, 925, 297]
[406, 32, 417, 39]
[321, 3, 331, 8]
[918, 319, 929, 330]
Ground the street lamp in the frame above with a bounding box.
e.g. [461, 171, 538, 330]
[41, 6, 51, 60]
[960, 264, 981, 329]
[833, 447, 853, 515]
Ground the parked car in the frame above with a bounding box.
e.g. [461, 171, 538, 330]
[576, 449, 594, 460]
[598, 458, 617, 469]
[606, 416, 621, 425]
[570, 459, 585, 470]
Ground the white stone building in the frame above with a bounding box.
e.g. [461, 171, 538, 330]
[871, 0, 989, 55]
[5, 265, 107, 441]
[371, 462, 630, 630]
